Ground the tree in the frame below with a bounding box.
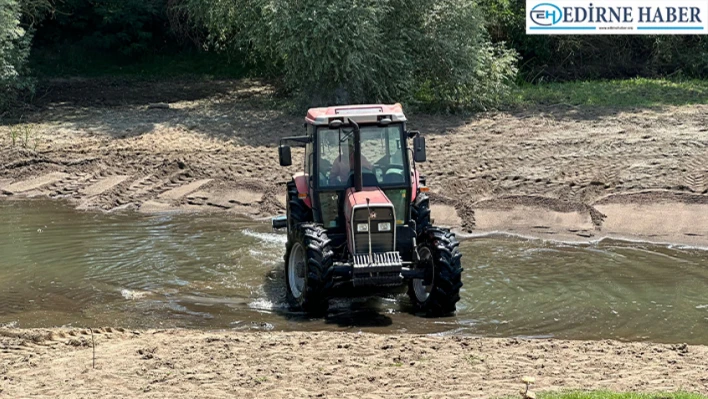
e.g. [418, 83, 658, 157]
[0, 0, 31, 112]
[179, 0, 517, 110]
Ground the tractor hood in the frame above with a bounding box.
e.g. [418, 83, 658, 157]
[344, 187, 392, 217]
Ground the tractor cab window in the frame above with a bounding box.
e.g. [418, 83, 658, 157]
[317, 125, 406, 189]
[375, 129, 406, 185]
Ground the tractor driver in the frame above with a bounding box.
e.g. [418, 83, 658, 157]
[329, 138, 373, 185]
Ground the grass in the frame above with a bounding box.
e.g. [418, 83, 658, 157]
[515, 392, 708, 399]
[515, 78, 708, 108]
[7, 121, 39, 150]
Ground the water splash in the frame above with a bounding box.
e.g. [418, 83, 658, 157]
[121, 289, 150, 300]
[242, 229, 287, 246]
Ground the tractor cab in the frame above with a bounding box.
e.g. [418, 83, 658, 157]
[274, 104, 462, 317]
[278, 104, 426, 236]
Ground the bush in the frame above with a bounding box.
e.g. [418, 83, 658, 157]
[269, 0, 410, 106]
[180, 0, 517, 111]
[0, 0, 32, 113]
[409, 0, 517, 110]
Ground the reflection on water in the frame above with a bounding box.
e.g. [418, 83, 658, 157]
[1, 199, 708, 343]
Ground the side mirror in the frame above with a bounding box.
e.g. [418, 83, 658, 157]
[279, 145, 292, 166]
[413, 136, 426, 163]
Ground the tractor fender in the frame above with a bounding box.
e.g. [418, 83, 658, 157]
[293, 172, 312, 208]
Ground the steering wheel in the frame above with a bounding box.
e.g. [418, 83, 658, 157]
[341, 167, 377, 186]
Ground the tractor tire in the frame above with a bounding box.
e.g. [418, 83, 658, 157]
[286, 180, 312, 240]
[411, 193, 431, 236]
[407, 227, 463, 316]
[284, 223, 334, 315]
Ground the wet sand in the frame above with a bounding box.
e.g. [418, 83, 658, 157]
[2, 328, 708, 398]
[1, 78, 707, 246]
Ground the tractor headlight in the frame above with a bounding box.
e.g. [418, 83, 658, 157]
[378, 222, 391, 232]
[357, 223, 369, 232]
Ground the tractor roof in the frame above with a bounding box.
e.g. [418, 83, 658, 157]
[306, 104, 407, 126]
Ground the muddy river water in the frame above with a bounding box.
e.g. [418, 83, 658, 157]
[1, 199, 707, 344]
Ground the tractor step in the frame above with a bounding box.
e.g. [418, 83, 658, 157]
[271, 215, 287, 229]
[352, 252, 403, 287]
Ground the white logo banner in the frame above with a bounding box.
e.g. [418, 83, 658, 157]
[526, 0, 708, 34]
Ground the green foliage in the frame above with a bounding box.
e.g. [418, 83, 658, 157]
[33, 0, 172, 57]
[650, 36, 708, 77]
[516, 78, 708, 107]
[480, 0, 708, 82]
[12, 0, 708, 113]
[30, 50, 247, 79]
[270, 0, 410, 106]
[180, 0, 517, 110]
[410, 0, 517, 110]
[0, 0, 32, 113]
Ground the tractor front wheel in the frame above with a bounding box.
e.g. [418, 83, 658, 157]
[284, 223, 334, 315]
[407, 227, 463, 316]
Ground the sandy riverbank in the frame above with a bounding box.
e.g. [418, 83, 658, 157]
[2, 80, 708, 398]
[1, 78, 707, 246]
[1, 328, 707, 398]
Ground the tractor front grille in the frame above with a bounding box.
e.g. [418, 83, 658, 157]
[352, 251, 403, 287]
[352, 207, 395, 254]
[353, 252, 402, 269]
[354, 231, 394, 253]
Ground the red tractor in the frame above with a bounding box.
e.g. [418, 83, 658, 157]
[272, 104, 462, 316]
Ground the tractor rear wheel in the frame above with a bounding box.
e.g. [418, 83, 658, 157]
[286, 180, 312, 240]
[411, 193, 431, 236]
[284, 223, 334, 315]
[407, 227, 463, 316]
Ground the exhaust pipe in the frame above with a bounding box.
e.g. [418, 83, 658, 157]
[351, 119, 363, 192]
[366, 198, 373, 265]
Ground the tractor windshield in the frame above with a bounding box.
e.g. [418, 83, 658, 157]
[315, 123, 410, 229]
[316, 124, 407, 189]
